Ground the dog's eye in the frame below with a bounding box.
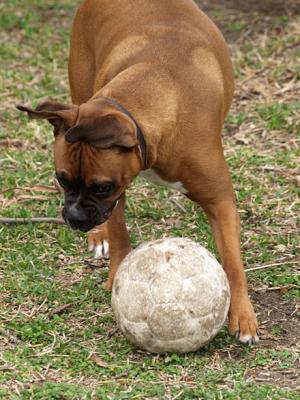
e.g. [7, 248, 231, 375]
[57, 178, 67, 189]
[56, 173, 78, 194]
[95, 183, 114, 197]
[56, 175, 69, 189]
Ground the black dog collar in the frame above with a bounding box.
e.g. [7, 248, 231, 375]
[95, 96, 148, 169]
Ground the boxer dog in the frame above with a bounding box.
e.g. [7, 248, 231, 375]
[17, 0, 258, 344]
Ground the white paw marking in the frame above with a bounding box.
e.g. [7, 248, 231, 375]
[253, 334, 259, 343]
[88, 243, 95, 252]
[93, 241, 110, 260]
[94, 244, 103, 259]
[102, 240, 109, 259]
[239, 333, 259, 344]
[140, 169, 188, 194]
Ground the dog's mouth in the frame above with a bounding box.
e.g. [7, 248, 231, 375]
[62, 200, 118, 233]
[93, 208, 114, 228]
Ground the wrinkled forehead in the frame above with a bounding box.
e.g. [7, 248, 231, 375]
[53, 137, 120, 183]
[53, 136, 81, 179]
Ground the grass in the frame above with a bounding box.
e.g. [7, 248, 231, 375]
[0, 0, 299, 398]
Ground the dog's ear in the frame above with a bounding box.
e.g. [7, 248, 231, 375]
[65, 110, 138, 149]
[16, 100, 78, 136]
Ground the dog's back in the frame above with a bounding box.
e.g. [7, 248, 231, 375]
[69, 0, 234, 124]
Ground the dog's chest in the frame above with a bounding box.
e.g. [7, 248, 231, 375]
[140, 169, 188, 194]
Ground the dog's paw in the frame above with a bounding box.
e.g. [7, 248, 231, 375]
[88, 224, 109, 260]
[89, 239, 109, 260]
[228, 298, 259, 345]
[103, 278, 113, 291]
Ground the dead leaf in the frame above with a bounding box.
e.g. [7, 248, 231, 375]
[49, 304, 72, 317]
[107, 328, 118, 338]
[164, 217, 181, 228]
[90, 355, 108, 368]
[274, 244, 287, 252]
[279, 287, 289, 294]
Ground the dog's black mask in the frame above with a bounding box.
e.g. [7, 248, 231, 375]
[56, 173, 118, 232]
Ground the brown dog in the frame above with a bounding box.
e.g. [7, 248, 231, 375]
[18, 0, 258, 344]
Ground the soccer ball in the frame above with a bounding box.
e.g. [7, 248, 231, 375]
[111, 237, 230, 353]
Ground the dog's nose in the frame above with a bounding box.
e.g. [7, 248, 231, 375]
[66, 204, 88, 221]
[64, 204, 89, 229]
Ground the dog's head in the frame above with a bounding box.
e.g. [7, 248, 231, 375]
[17, 98, 143, 232]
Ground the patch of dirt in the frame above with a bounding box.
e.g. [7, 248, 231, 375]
[246, 290, 299, 390]
[213, 289, 299, 390]
[246, 363, 300, 391]
[197, 0, 300, 43]
[251, 289, 299, 347]
[39, 8, 73, 30]
[201, 0, 300, 16]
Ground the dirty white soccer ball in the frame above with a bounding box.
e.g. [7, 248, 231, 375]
[111, 238, 230, 353]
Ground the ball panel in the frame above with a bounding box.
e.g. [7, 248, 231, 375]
[211, 286, 231, 328]
[119, 281, 153, 323]
[145, 337, 196, 354]
[120, 320, 157, 351]
[181, 275, 230, 321]
[147, 303, 190, 341]
[126, 248, 167, 283]
[149, 268, 182, 304]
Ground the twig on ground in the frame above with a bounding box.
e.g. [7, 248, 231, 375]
[0, 184, 61, 195]
[0, 187, 19, 194]
[0, 139, 23, 148]
[0, 217, 64, 225]
[134, 220, 144, 242]
[170, 197, 187, 213]
[245, 260, 298, 272]
[253, 284, 299, 292]
[84, 260, 101, 270]
[0, 365, 16, 372]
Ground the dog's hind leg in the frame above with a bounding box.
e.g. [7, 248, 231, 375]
[68, 5, 95, 105]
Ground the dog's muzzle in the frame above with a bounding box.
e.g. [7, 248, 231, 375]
[62, 199, 119, 232]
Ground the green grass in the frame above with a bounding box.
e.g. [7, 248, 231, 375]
[0, 1, 299, 398]
[258, 102, 300, 131]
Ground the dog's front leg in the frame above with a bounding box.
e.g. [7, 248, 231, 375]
[105, 193, 131, 291]
[88, 223, 110, 260]
[202, 197, 259, 344]
[186, 161, 258, 344]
